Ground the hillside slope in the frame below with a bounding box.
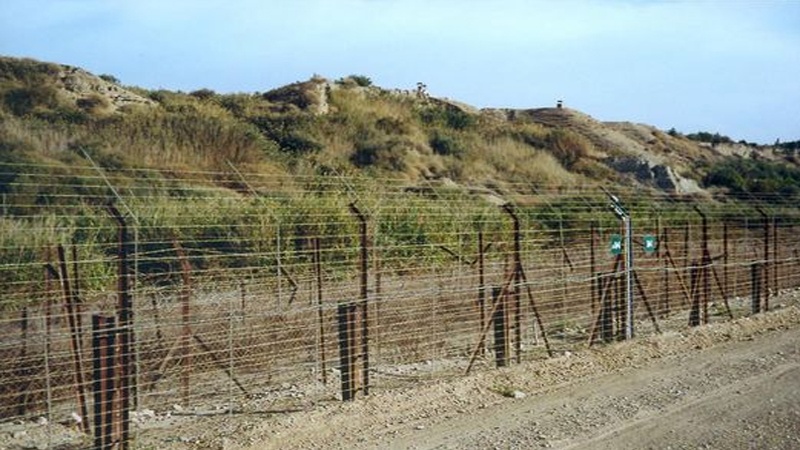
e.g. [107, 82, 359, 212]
[1, 56, 799, 199]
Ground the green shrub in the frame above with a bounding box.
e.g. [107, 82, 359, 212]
[429, 131, 464, 156]
[252, 113, 322, 154]
[99, 74, 119, 84]
[335, 75, 373, 88]
[704, 158, 800, 196]
[3, 85, 59, 116]
[686, 131, 733, 145]
[190, 88, 217, 100]
[418, 104, 476, 130]
[349, 75, 372, 87]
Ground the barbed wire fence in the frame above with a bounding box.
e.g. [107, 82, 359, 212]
[1, 162, 799, 448]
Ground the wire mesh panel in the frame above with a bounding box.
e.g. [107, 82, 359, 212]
[0, 163, 799, 448]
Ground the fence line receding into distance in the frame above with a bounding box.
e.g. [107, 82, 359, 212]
[0, 163, 799, 448]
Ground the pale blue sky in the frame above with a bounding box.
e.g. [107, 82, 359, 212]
[1, 0, 798, 143]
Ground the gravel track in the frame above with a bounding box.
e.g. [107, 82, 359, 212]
[235, 303, 800, 450]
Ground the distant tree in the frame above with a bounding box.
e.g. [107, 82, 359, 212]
[344, 75, 372, 87]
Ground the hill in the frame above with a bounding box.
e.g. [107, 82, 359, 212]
[1, 56, 799, 199]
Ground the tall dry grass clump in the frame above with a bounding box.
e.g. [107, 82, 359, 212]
[460, 136, 575, 187]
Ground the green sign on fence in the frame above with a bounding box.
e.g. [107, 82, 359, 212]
[643, 234, 657, 254]
[609, 234, 622, 255]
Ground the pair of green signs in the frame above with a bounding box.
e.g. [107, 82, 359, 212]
[609, 234, 657, 255]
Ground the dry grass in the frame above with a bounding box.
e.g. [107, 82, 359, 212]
[460, 136, 576, 187]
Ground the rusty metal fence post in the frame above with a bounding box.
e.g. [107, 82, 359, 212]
[56, 244, 90, 434]
[349, 203, 370, 397]
[757, 208, 770, 311]
[662, 225, 671, 317]
[336, 203, 371, 402]
[314, 237, 327, 385]
[491, 287, 508, 367]
[477, 230, 487, 355]
[501, 204, 522, 363]
[697, 207, 711, 325]
[107, 204, 133, 449]
[173, 240, 192, 407]
[752, 263, 763, 314]
[337, 302, 355, 401]
[773, 217, 779, 295]
[92, 314, 116, 450]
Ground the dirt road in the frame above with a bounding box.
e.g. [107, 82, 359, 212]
[237, 304, 800, 450]
[387, 319, 800, 449]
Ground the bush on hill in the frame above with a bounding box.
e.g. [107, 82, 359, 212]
[704, 158, 800, 196]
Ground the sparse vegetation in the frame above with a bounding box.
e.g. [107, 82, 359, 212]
[776, 139, 800, 151]
[546, 129, 593, 169]
[189, 88, 217, 100]
[99, 73, 119, 84]
[349, 74, 373, 87]
[685, 130, 734, 146]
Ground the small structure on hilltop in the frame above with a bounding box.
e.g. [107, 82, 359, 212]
[557, 100, 563, 109]
[416, 82, 429, 99]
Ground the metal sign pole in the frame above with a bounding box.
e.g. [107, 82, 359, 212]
[624, 215, 634, 340]
[603, 187, 634, 340]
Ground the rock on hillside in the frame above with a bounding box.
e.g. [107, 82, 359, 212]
[483, 106, 714, 194]
[0, 56, 155, 113]
[56, 64, 155, 112]
[261, 76, 331, 115]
